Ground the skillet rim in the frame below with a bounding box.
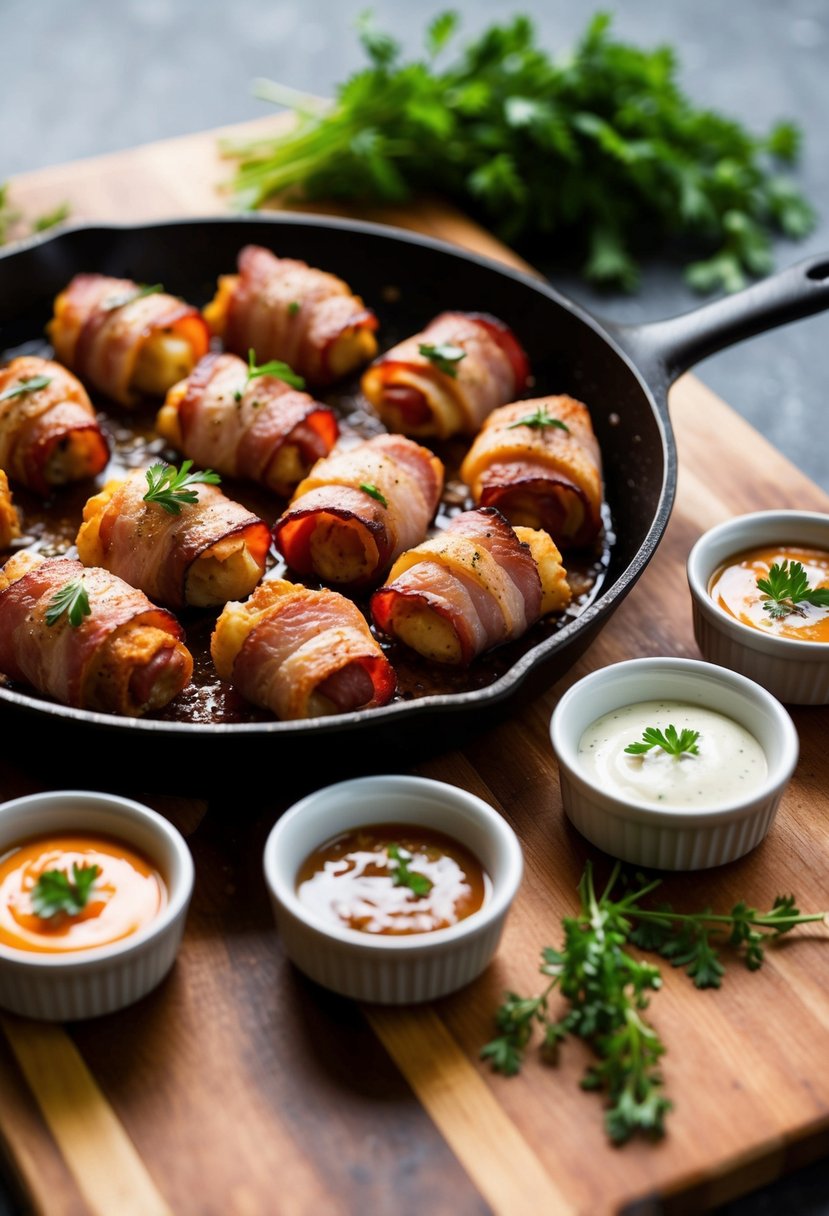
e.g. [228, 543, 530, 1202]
[0, 213, 676, 737]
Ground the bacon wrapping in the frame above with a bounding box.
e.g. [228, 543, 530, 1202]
[0, 472, 20, 549]
[0, 357, 109, 495]
[460, 396, 603, 549]
[211, 578, 396, 720]
[157, 353, 339, 497]
[76, 468, 270, 610]
[361, 311, 530, 440]
[0, 553, 193, 716]
[371, 508, 571, 666]
[49, 276, 210, 406]
[204, 246, 378, 387]
[273, 434, 444, 588]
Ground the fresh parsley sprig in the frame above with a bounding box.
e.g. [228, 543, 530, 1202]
[45, 579, 91, 628]
[31, 863, 101, 919]
[482, 862, 828, 1144]
[506, 407, 570, 433]
[143, 460, 221, 515]
[0, 375, 53, 403]
[418, 342, 467, 377]
[234, 348, 305, 401]
[225, 12, 814, 293]
[625, 725, 700, 757]
[388, 844, 433, 897]
[756, 559, 829, 620]
[101, 283, 164, 311]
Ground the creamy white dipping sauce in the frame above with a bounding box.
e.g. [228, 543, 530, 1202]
[577, 700, 767, 809]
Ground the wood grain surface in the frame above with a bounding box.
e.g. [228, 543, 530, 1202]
[1, 117, 828, 1216]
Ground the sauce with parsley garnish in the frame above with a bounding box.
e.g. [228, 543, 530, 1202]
[0, 833, 166, 953]
[710, 545, 829, 641]
[296, 824, 489, 935]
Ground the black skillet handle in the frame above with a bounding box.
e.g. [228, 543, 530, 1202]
[606, 251, 829, 397]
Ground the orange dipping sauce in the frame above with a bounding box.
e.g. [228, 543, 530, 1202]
[0, 834, 166, 954]
[710, 545, 829, 642]
[296, 823, 489, 936]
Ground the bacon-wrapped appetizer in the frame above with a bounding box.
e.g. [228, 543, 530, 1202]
[0, 357, 109, 494]
[0, 473, 20, 549]
[76, 463, 270, 610]
[157, 352, 338, 497]
[273, 434, 444, 588]
[459, 396, 603, 549]
[49, 276, 210, 406]
[204, 246, 378, 387]
[371, 508, 570, 666]
[0, 553, 192, 716]
[361, 311, 529, 440]
[211, 578, 396, 720]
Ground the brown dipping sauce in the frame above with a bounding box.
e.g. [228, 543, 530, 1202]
[709, 544, 829, 642]
[296, 823, 489, 935]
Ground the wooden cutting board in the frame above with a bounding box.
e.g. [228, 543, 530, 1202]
[1, 118, 828, 1216]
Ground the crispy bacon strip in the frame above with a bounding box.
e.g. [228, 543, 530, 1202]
[460, 396, 603, 549]
[211, 578, 396, 720]
[371, 508, 570, 666]
[361, 311, 529, 439]
[157, 352, 338, 496]
[0, 357, 109, 495]
[273, 434, 444, 588]
[49, 275, 210, 406]
[204, 246, 378, 386]
[0, 553, 192, 716]
[76, 468, 270, 610]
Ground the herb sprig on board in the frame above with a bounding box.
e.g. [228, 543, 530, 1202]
[143, 460, 221, 514]
[482, 862, 828, 1143]
[225, 11, 814, 293]
[757, 559, 829, 620]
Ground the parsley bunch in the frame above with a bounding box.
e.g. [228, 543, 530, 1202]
[226, 11, 814, 293]
[757, 559, 829, 620]
[482, 862, 828, 1143]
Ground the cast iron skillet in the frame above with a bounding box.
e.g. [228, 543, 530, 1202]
[0, 216, 828, 776]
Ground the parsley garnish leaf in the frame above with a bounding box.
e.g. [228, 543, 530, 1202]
[0, 375, 53, 403]
[101, 283, 164, 311]
[756, 559, 829, 620]
[625, 724, 700, 757]
[359, 482, 388, 507]
[45, 579, 91, 628]
[387, 844, 433, 897]
[506, 406, 570, 433]
[31, 863, 101, 919]
[234, 348, 305, 400]
[143, 460, 221, 515]
[418, 343, 467, 377]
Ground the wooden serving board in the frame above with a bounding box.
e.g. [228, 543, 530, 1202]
[1, 119, 829, 1216]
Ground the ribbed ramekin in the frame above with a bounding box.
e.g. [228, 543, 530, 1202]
[550, 657, 799, 870]
[263, 775, 523, 1003]
[687, 510, 829, 705]
[0, 791, 194, 1020]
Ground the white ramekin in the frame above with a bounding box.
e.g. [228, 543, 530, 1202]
[0, 790, 194, 1020]
[550, 657, 799, 870]
[263, 775, 523, 1003]
[687, 510, 829, 704]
